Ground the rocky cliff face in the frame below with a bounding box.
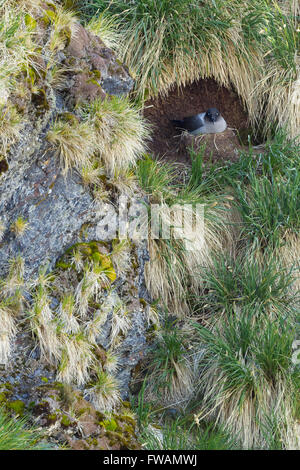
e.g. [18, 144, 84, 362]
[0, 2, 151, 448]
[0, 20, 134, 277]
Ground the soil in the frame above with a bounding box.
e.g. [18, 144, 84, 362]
[144, 79, 251, 166]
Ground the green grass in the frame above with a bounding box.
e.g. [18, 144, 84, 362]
[136, 155, 176, 200]
[0, 407, 51, 450]
[133, 379, 237, 450]
[234, 169, 300, 249]
[193, 306, 299, 449]
[141, 318, 194, 403]
[192, 251, 297, 317]
[141, 419, 237, 450]
[77, 0, 299, 139]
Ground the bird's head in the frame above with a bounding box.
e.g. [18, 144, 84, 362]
[205, 108, 221, 123]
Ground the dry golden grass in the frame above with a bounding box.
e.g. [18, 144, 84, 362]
[47, 119, 96, 175]
[0, 220, 5, 241]
[81, 96, 151, 175]
[86, 11, 122, 51]
[197, 360, 298, 449]
[0, 105, 23, 155]
[145, 202, 235, 315]
[11, 216, 29, 238]
[57, 333, 94, 386]
[110, 300, 131, 348]
[48, 5, 79, 53]
[80, 162, 105, 187]
[103, 349, 119, 374]
[110, 239, 132, 277]
[255, 61, 300, 140]
[0, 302, 17, 365]
[109, 168, 138, 195]
[275, 232, 300, 294]
[30, 290, 62, 364]
[58, 293, 80, 335]
[1, 256, 25, 299]
[84, 370, 121, 413]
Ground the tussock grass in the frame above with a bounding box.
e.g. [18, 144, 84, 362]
[79, 161, 104, 187]
[0, 255, 25, 299]
[0, 104, 23, 155]
[80, 0, 299, 139]
[233, 168, 300, 249]
[86, 10, 121, 51]
[141, 155, 237, 315]
[57, 332, 94, 386]
[275, 232, 300, 294]
[0, 407, 51, 450]
[80, 96, 150, 175]
[48, 97, 149, 177]
[110, 300, 131, 348]
[48, 4, 79, 52]
[194, 308, 299, 449]
[141, 420, 236, 451]
[109, 168, 138, 195]
[193, 251, 296, 318]
[47, 118, 96, 175]
[29, 288, 62, 364]
[84, 369, 121, 412]
[134, 380, 237, 450]
[0, 1, 38, 102]
[136, 155, 176, 201]
[10, 216, 29, 238]
[110, 239, 132, 277]
[143, 320, 195, 405]
[58, 293, 80, 334]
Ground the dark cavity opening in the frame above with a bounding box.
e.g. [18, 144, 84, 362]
[144, 79, 255, 165]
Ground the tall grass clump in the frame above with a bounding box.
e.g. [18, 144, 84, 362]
[194, 308, 299, 449]
[142, 320, 195, 405]
[47, 118, 96, 175]
[0, 407, 51, 450]
[86, 10, 121, 51]
[140, 419, 237, 451]
[80, 96, 150, 175]
[0, 1, 38, 102]
[233, 168, 300, 250]
[193, 251, 297, 319]
[79, 0, 299, 138]
[138, 155, 237, 315]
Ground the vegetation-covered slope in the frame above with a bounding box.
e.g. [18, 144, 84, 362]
[0, 0, 299, 450]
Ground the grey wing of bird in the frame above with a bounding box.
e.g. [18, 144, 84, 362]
[183, 113, 205, 132]
[172, 113, 205, 132]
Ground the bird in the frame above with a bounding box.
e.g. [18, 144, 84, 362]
[171, 107, 227, 135]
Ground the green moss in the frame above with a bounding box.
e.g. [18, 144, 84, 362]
[55, 261, 72, 270]
[76, 407, 89, 417]
[106, 430, 131, 448]
[61, 414, 72, 427]
[48, 413, 58, 422]
[0, 392, 7, 404]
[7, 400, 25, 416]
[139, 298, 147, 307]
[91, 252, 102, 264]
[41, 377, 48, 383]
[119, 415, 136, 427]
[100, 418, 118, 432]
[2, 383, 14, 391]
